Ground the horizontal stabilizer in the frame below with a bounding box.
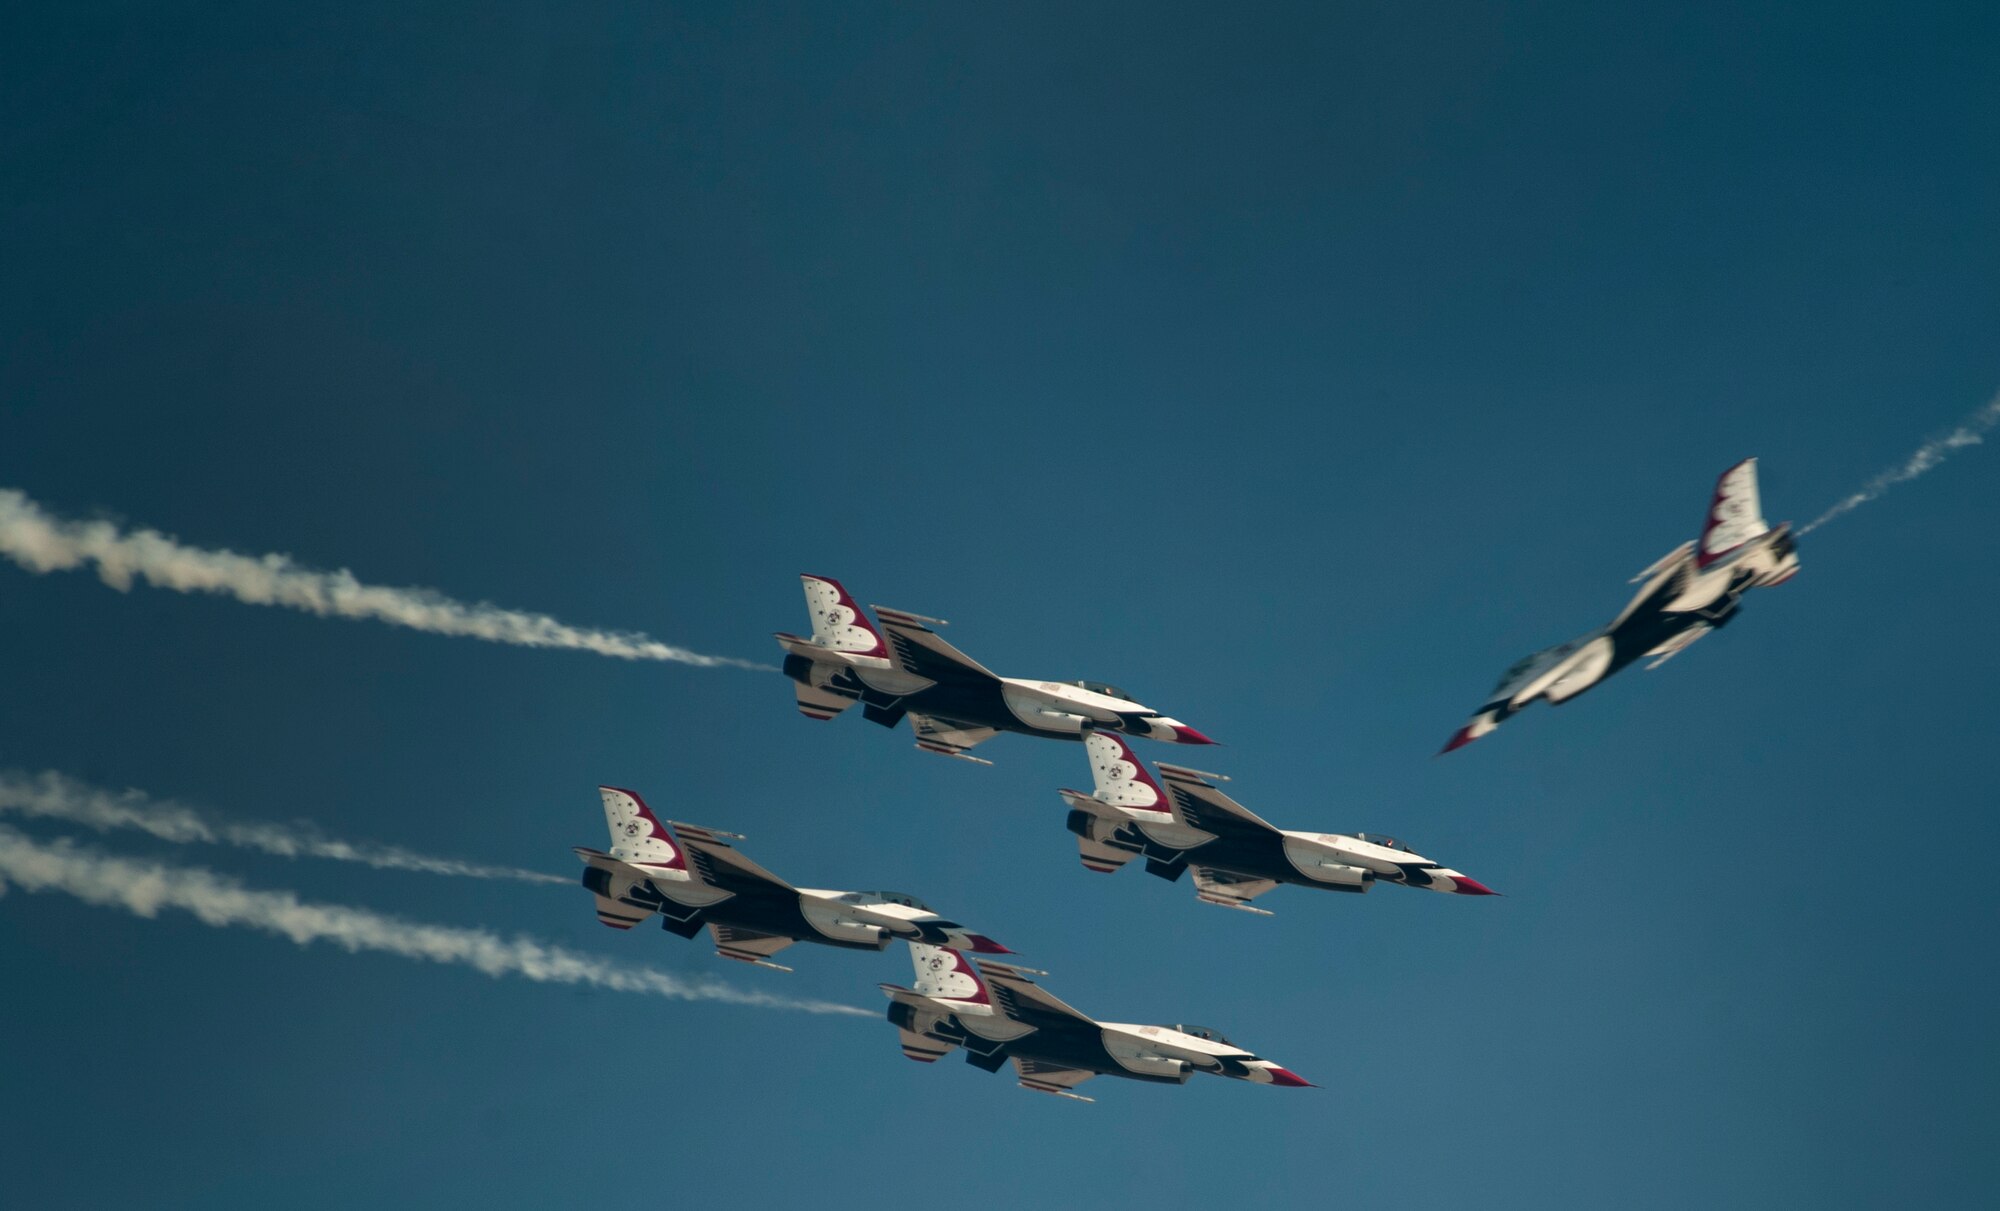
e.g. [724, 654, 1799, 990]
[792, 678, 862, 721]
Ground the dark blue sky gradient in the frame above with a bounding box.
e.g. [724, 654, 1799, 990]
[3, 4, 1997, 1207]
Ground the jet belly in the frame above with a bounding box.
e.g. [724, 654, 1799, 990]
[1660, 563, 1741, 614]
[998, 679, 1134, 736]
[1101, 1024, 1263, 1080]
[795, 893, 892, 950]
[1521, 634, 1614, 704]
[1282, 831, 1408, 879]
[1276, 834, 1375, 890]
[709, 889, 882, 953]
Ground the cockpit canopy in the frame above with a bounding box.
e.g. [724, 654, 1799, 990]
[1492, 643, 1574, 694]
[1171, 1023, 1236, 1046]
[1063, 679, 1132, 701]
[1348, 832, 1410, 852]
[839, 890, 934, 912]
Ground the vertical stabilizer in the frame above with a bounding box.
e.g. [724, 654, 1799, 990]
[1698, 459, 1770, 568]
[1082, 731, 1172, 818]
[599, 786, 687, 874]
[799, 575, 888, 657]
[909, 943, 993, 1007]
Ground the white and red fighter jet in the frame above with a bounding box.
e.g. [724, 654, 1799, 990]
[575, 786, 1009, 970]
[1442, 458, 1801, 753]
[774, 574, 1214, 764]
[881, 942, 1311, 1102]
[1059, 731, 1496, 913]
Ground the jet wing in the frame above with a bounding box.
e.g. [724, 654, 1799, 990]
[1610, 546, 1694, 630]
[871, 606, 997, 682]
[1191, 866, 1282, 915]
[978, 960, 1096, 1030]
[707, 923, 797, 970]
[1154, 764, 1278, 838]
[670, 823, 796, 895]
[1013, 1057, 1098, 1102]
[908, 712, 1001, 764]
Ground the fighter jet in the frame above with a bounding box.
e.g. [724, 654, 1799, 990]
[575, 786, 1009, 970]
[881, 942, 1311, 1102]
[775, 574, 1214, 764]
[1059, 731, 1495, 913]
[1442, 458, 1801, 753]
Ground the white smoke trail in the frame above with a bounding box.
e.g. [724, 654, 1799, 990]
[0, 826, 870, 1016]
[0, 769, 564, 885]
[1800, 392, 2000, 534]
[0, 488, 771, 669]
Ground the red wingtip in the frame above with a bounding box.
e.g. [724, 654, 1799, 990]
[1264, 1066, 1315, 1088]
[1437, 726, 1478, 755]
[1171, 725, 1217, 745]
[964, 934, 1013, 954]
[1451, 876, 1500, 896]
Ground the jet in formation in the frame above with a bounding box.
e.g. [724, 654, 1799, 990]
[575, 786, 1009, 970]
[1060, 731, 1494, 912]
[775, 574, 1214, 763]
[1443, 458, 1801, 753]
[881, 942, 1310, 1101]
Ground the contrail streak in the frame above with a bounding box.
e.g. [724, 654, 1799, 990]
[0, 769, 564, 885]
[0, 488, 771, 669]
[0, 826, 870, 1016]
[1801, 392, 2000, 534]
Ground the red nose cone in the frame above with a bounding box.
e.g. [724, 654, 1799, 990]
[1171, 725, 1217, 745]
[1264, 1066, 1314, 1088]
[964, 934, 1013, 954]
[1438, 726, 1478, 755]
[1450, 876, 1500, 896]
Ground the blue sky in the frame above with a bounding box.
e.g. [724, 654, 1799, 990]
[3, 2, 1997, 1206]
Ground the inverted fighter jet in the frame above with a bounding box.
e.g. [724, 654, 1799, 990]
[1059, 731, 1495, 913]
[1443, 458, 1801, 753]
[881, 943, 1310, 1102]
[575, 786, 1009, 970]
[775, 574, 1214, 764]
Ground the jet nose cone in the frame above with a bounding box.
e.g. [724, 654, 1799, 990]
[1438, 726, 1479, 755]
[1450, 876, 1500, 896]
[1263, 1065, 1314, 1087]
[1169, 724, 1217, 745]
[964, 933, 1014, 954]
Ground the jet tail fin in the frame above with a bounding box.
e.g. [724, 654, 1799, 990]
[596, 786, 689, 874]
[906, 943, 995, 1007]
[1698, 459, 1770, 568]
[788, 574, 889, 657]
[1079, 730, 1172, 818]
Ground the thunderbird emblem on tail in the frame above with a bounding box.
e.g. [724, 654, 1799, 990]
[774, 575, 1214, 764]
[880, 942, 1310, 1101]
[574, 787, 1008, 970]
[1443, 459, 1801, 754]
